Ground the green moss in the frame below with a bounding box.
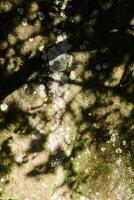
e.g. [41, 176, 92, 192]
[129, 183, 134, 194]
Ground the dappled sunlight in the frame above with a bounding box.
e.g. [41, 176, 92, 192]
[15, 19, 42, 41]
[0, 1, 13, 13]
[0, 0, 134, 199]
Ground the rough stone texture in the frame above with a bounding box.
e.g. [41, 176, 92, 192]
[0, 0, 134, 200]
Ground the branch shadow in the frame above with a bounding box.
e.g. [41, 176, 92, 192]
[0, 0, 134, 198]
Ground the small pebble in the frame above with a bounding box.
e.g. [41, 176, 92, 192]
[55, 0, 60, 5]
[69, 71, 76, 80]
[101, 147, 106, 152]
[17, 7, 24, 15]
[42, 53, 47, 61]
[80, 45, 86, 50]
[29, 37, 34, 42]
[31, 134, 38, 140]
[0, 178, 4, 183]
[96, 64, 101, 71]
[83, 40, 90, 46]
[61, 3, 66, 10]
[122, 140, 127, 146]
[60, 12, 66, 18]
[39, 45, 44, 51]
[102, 63, 108, 69]
[39, 90, 46, 97]
[16, 156, 23, 163]
[38, 12, 45, 21]
[115, 148, 122, 154]
[0, 103, 8, 112]
[39, 84, 45, 91]
[21, 18, 28, 26]
[80, 196, 86, 200]
[65, 135, 71, 144]
[116, 158, 122, 165]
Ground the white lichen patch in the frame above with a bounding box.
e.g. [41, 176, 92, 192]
[53, 97, 65, 111]
[47, 46, 73, 154]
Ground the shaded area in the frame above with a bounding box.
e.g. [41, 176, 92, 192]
[0, 0, 134, 199]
